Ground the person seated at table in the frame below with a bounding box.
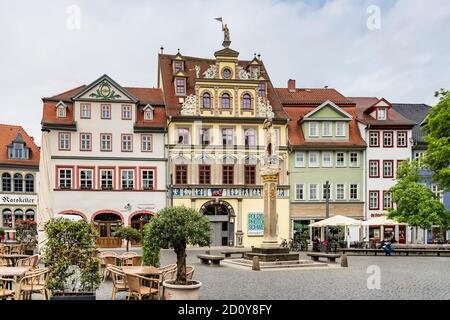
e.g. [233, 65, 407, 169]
[312, 236, 320, 252]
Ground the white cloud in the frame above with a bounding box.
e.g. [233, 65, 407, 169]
[0, 0, 449, 145]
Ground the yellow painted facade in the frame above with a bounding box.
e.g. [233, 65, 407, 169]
[163, 44, 291, 247]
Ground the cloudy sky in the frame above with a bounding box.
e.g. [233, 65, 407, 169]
[1, 0, 449, 145]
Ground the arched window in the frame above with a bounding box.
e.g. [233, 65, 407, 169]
[14, 173, 23, 192]
[243, 93, 252, 109]
[25, 174, 34, 193]
[221, 93, 231, 109]
[202, 92, 211, 109]
[2, 173, 11, 192]
[2, 209, 12, 228]
[25, 209, 35, 221]
[14, 209, 24, 223]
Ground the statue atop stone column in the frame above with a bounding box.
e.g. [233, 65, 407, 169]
[261, 115, 279, 174]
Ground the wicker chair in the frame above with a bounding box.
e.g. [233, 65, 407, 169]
[99, 251, 117, 258]
[186, 266, 195, 281]
[159, 264, 177, 299]
[102, 255, 118, 280]
[10, 245, 22, 255]
[131, 256, 142, 266]
[107, 264, 128, 300]
[16, 268, 49, 300]
[0, 278, 15, 300]
[17, 255, 40, 268]
[125, 273, 160, 300]
[119, 252, 136, 266]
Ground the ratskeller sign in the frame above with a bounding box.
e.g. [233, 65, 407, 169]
[0, 194, 37, 205]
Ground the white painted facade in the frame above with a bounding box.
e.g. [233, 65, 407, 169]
[44, 76, 167, 231]
[358, 122, 412, 219]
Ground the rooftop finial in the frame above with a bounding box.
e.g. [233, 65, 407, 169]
[160, 46, 164, 54]
[257, 53, 261, 60]
[177, 48, 180, 54]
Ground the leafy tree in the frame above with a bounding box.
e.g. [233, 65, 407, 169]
[423, 89, 450, 190]
[388, 160, 450, 242]
[115, 227, 142, 252]
[43, 218, 102, 293]
[144, 206, 211, 285]
[142, 224, 161, 268]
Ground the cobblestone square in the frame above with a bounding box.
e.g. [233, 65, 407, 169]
[96, 248, 450, 300]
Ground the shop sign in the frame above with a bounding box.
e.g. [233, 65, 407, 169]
[248, 212, 264, 236]
[0, 194, 37, 205]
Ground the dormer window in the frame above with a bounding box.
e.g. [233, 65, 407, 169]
[175, 78, 186, 96]
[377, 108, 387, 120]
[7, 134, 30, 160]
[143, 105, 154, 121]
[174, 61, 184, 72]
[56, 101, 67, 118]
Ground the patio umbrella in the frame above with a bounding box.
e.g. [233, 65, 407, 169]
[309, 215, 363, 227]
[362, 216, 406, 226]
[36, 130, 54, 252]
[309, 215, 363, 248]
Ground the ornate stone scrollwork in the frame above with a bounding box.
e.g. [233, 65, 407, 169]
[203, 65, 217, 79]
[257, 96, 275, 119]
[180, 94, 198, 116]
[237, 66, 251, 80]
[250, 68, 259, 80]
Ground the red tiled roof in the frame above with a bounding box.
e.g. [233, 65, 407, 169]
[158, 53, 288, 120]
[0, 124, 40, 167]
[348, 97, 416, 127]
[135, 106, 167, 128]
[276, 88, 354, 105]
[42, 85, 166, 127]
[284, 107, 366, 148]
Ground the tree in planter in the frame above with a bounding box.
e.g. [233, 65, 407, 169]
[388, 160, 450, 242]
[115, 227, 142, 252]
[15, 220, 38, 253]
[144, 206, 211, 284]
[43, 218, 102, 295]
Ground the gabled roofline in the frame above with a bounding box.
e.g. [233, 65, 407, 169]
[302, 100, 353, 120]
[365, 97, 392, 113]
[71, 74, 139, 103]
[56, 101, 68, 108]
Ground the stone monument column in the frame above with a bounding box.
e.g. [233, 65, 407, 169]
[261, 171, 280, 248]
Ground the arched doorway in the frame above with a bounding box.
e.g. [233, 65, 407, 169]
[129, 211, 154, 246]
[199, 200, 235, 247]
[93, 211, 123, 248]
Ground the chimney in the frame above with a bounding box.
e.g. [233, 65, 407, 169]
[288, 79, 296, 92]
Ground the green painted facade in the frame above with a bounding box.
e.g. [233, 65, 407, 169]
[288, 150, 366, 203]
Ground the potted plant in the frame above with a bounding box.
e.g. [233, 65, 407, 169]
[15, 220, 38, 255]
[115, 227, 142, 252]
[144, 206, 211, 300]
[43, 218, 102, 300]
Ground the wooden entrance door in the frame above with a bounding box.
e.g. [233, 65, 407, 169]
[96, 221, 122, 248]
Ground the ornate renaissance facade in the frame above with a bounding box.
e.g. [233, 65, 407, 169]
[159, 35, 290, 247]
[0, 125, 39, 242]
[40, 75, 168, 247]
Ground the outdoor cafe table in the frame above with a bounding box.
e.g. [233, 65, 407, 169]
[0, 254, 30, 267]
[0, 266, 32, 290]
[121, 266, 161, 277]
